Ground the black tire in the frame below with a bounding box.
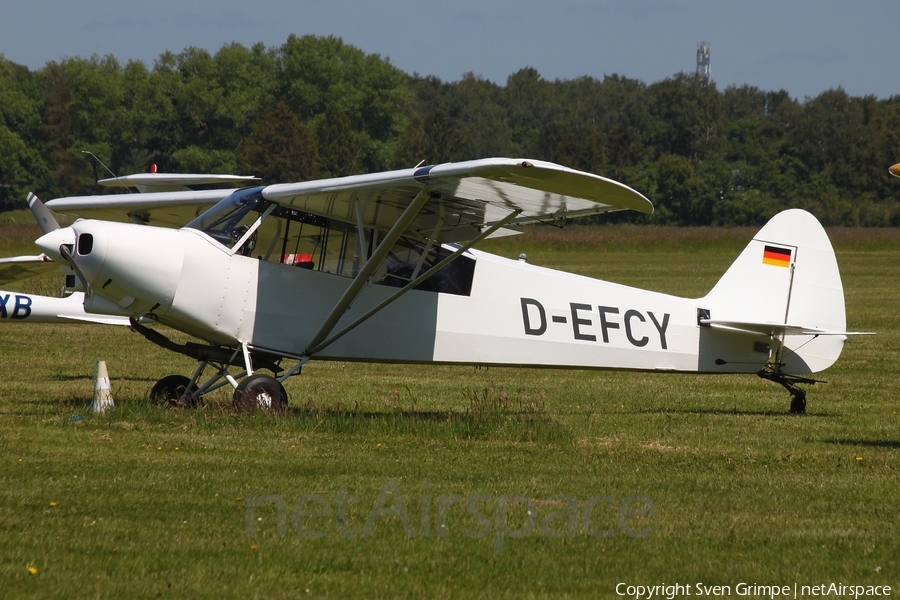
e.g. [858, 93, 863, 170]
[233, 374, 288, 414]
[150, 374, 194, 407]
[789, 392, 807, 415]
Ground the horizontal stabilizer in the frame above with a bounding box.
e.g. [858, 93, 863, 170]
[700, 319, 875, 337]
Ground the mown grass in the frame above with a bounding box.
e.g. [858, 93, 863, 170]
[0, 223, 897, 598]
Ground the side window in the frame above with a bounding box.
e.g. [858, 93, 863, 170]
[375, 238, 475, 296]
[255, 208, 359, 277]
[319, 227, 358, 277]
[244, 205, 475, 296]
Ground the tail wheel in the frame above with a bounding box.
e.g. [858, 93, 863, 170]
[789, 392, 807, 415]
[150, 374, 198, 407]
[233, 374, 288, 414]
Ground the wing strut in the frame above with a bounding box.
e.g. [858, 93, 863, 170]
[411, 206, 445, 280]
[305, 208, 522, 357]
[303, 190, 430, 355]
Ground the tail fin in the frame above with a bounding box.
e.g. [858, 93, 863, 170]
[701, 209, 847, 374]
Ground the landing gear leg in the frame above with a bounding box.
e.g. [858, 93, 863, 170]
[757, 369, 817, 415]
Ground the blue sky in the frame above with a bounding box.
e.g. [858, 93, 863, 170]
[3, 0, 898, 100]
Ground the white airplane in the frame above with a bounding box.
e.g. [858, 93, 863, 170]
[6, 158, 869, 414]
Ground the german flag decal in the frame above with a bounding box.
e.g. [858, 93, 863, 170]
[762, 245, 792, 267]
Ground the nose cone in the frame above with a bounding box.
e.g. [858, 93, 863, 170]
[66, 220, 185, 315]
[34, 226, 76, 262]
[890, 163, 900, 178]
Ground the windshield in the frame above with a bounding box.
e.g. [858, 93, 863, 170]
[185, 186, 266, 247]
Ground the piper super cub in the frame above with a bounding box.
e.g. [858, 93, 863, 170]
[4, 158, 870, 414]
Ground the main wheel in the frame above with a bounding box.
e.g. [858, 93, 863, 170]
[233, 374, 288, 414]
[789, 391, 807, 415]
[150, 374, 195, 407]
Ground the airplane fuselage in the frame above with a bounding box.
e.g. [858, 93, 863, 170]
[58, 220, 776, 375]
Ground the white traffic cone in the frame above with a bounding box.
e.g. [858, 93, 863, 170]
[92, 360, 115, 413]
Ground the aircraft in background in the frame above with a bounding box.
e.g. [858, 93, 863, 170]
[4, 159, 871, 414]
[0, 170, 258, 325]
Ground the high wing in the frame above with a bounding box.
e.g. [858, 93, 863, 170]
[98, 173, 259, 193]
[262, 158, 653, 243]
[46, 189, 241, 228]
[45, 173, 260, 228]
[43, 160, 649, 237]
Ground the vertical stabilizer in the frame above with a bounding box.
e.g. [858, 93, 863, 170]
[701, 209, 847, 374]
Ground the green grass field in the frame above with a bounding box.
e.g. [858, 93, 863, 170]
[1, 220, 898, 598]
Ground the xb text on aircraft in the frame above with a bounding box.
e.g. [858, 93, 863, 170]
[5, 159, 871, 414]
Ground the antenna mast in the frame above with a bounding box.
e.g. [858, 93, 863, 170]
[696, 42, 711, 81]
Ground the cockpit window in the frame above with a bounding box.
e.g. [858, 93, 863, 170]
[187, 189, 475, 295]
[185, 187, 266, 248]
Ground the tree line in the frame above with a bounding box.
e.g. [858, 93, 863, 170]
[1, 34, 899, 226]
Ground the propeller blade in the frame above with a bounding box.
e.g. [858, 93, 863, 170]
[27, 192, 61, 234]
[59, 244, 92, 299]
